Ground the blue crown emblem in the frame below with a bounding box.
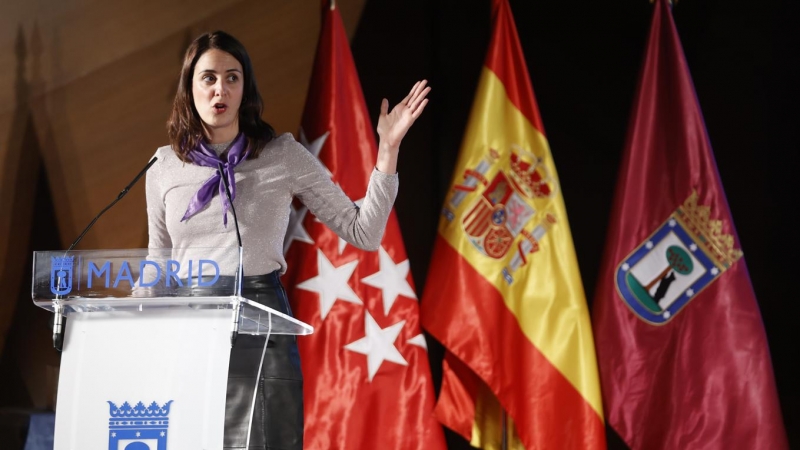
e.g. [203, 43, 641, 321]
[108, 401, 173, 418]
[108, 400, 172, 450]
[50, 256, 75, 296]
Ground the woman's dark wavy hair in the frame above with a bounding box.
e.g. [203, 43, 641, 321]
[167, 31, 275, 161]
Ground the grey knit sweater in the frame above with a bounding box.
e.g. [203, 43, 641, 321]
[145, 133, 398, 276]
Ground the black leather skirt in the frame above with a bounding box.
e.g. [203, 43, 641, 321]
[192, 272, 304, 450]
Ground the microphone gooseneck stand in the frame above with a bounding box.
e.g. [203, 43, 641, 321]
[217, 162, 244, 348]
[53, 156, 158, 351]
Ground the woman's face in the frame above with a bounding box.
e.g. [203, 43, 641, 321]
[192, 49, 244, 143]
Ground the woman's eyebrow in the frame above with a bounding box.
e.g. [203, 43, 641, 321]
[197, 68, 243, 74]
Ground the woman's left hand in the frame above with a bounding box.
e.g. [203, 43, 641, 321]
[376, 80, 431, 151]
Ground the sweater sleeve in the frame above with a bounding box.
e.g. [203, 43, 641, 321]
[290, 142, 398, 251]
[146, 150, 172, 250]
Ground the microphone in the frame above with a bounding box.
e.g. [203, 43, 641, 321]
[218, 162, 244, 347]
[66, 156, 158, 252]
[53, 156, 158, 351]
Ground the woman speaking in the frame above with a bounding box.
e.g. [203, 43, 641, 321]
[145, 31, 429, 449]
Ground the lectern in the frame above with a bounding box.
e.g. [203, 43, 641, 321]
[31, 247, 312, 450]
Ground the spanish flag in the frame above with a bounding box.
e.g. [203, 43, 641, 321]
[420, 0, 605, 448]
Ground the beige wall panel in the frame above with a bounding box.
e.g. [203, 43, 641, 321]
[0, 29, 43, 350]
[0, 0, 243, 116]
[0, 0, 365, 118]
[0, 104, 40, 351]
[0, 31, 34, 290]
[0, 113, 17, 287]
[30, 38, 183, 250]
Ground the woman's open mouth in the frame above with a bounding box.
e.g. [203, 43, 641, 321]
[213, 103, 228, 114]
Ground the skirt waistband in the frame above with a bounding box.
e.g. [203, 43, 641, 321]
[230, 271, 283, 290]
[181, 271, 284, 293]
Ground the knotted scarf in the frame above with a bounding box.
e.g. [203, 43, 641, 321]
[181, 133, 249, 226]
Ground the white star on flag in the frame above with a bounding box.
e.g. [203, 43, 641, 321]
[296, 249, 362, 320]
[407, 333, 428, 350]
[338, 197, 365, 254]
[299, 128, 332, 177]
[345, 311, 408, 381]
[284, 204, 314, 254]
[136, 432, 141, 437]
[361, 246, 417, 315]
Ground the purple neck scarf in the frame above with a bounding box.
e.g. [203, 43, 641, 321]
[181, 133, 249, 226]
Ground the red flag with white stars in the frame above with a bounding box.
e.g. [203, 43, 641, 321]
[282, 3, 445, 449]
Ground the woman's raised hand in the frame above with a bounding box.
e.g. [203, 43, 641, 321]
[376, 80, 431, 151]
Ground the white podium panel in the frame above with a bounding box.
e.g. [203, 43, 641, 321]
[54, 309, 231, 450]
[32, 248, 313, 450]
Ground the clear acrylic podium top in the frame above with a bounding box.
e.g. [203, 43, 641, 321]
[31, 247, 313, 336]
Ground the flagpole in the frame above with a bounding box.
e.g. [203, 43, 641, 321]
[501, 409, 508, 450]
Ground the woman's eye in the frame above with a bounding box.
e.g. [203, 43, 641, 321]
[202, 75, 215, 83]
[227, 75, 239, 82]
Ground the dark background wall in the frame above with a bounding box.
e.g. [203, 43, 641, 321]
[351, 0, 798, 448]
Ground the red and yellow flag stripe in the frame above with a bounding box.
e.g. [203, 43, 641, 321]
[422, 1, 605, 448]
